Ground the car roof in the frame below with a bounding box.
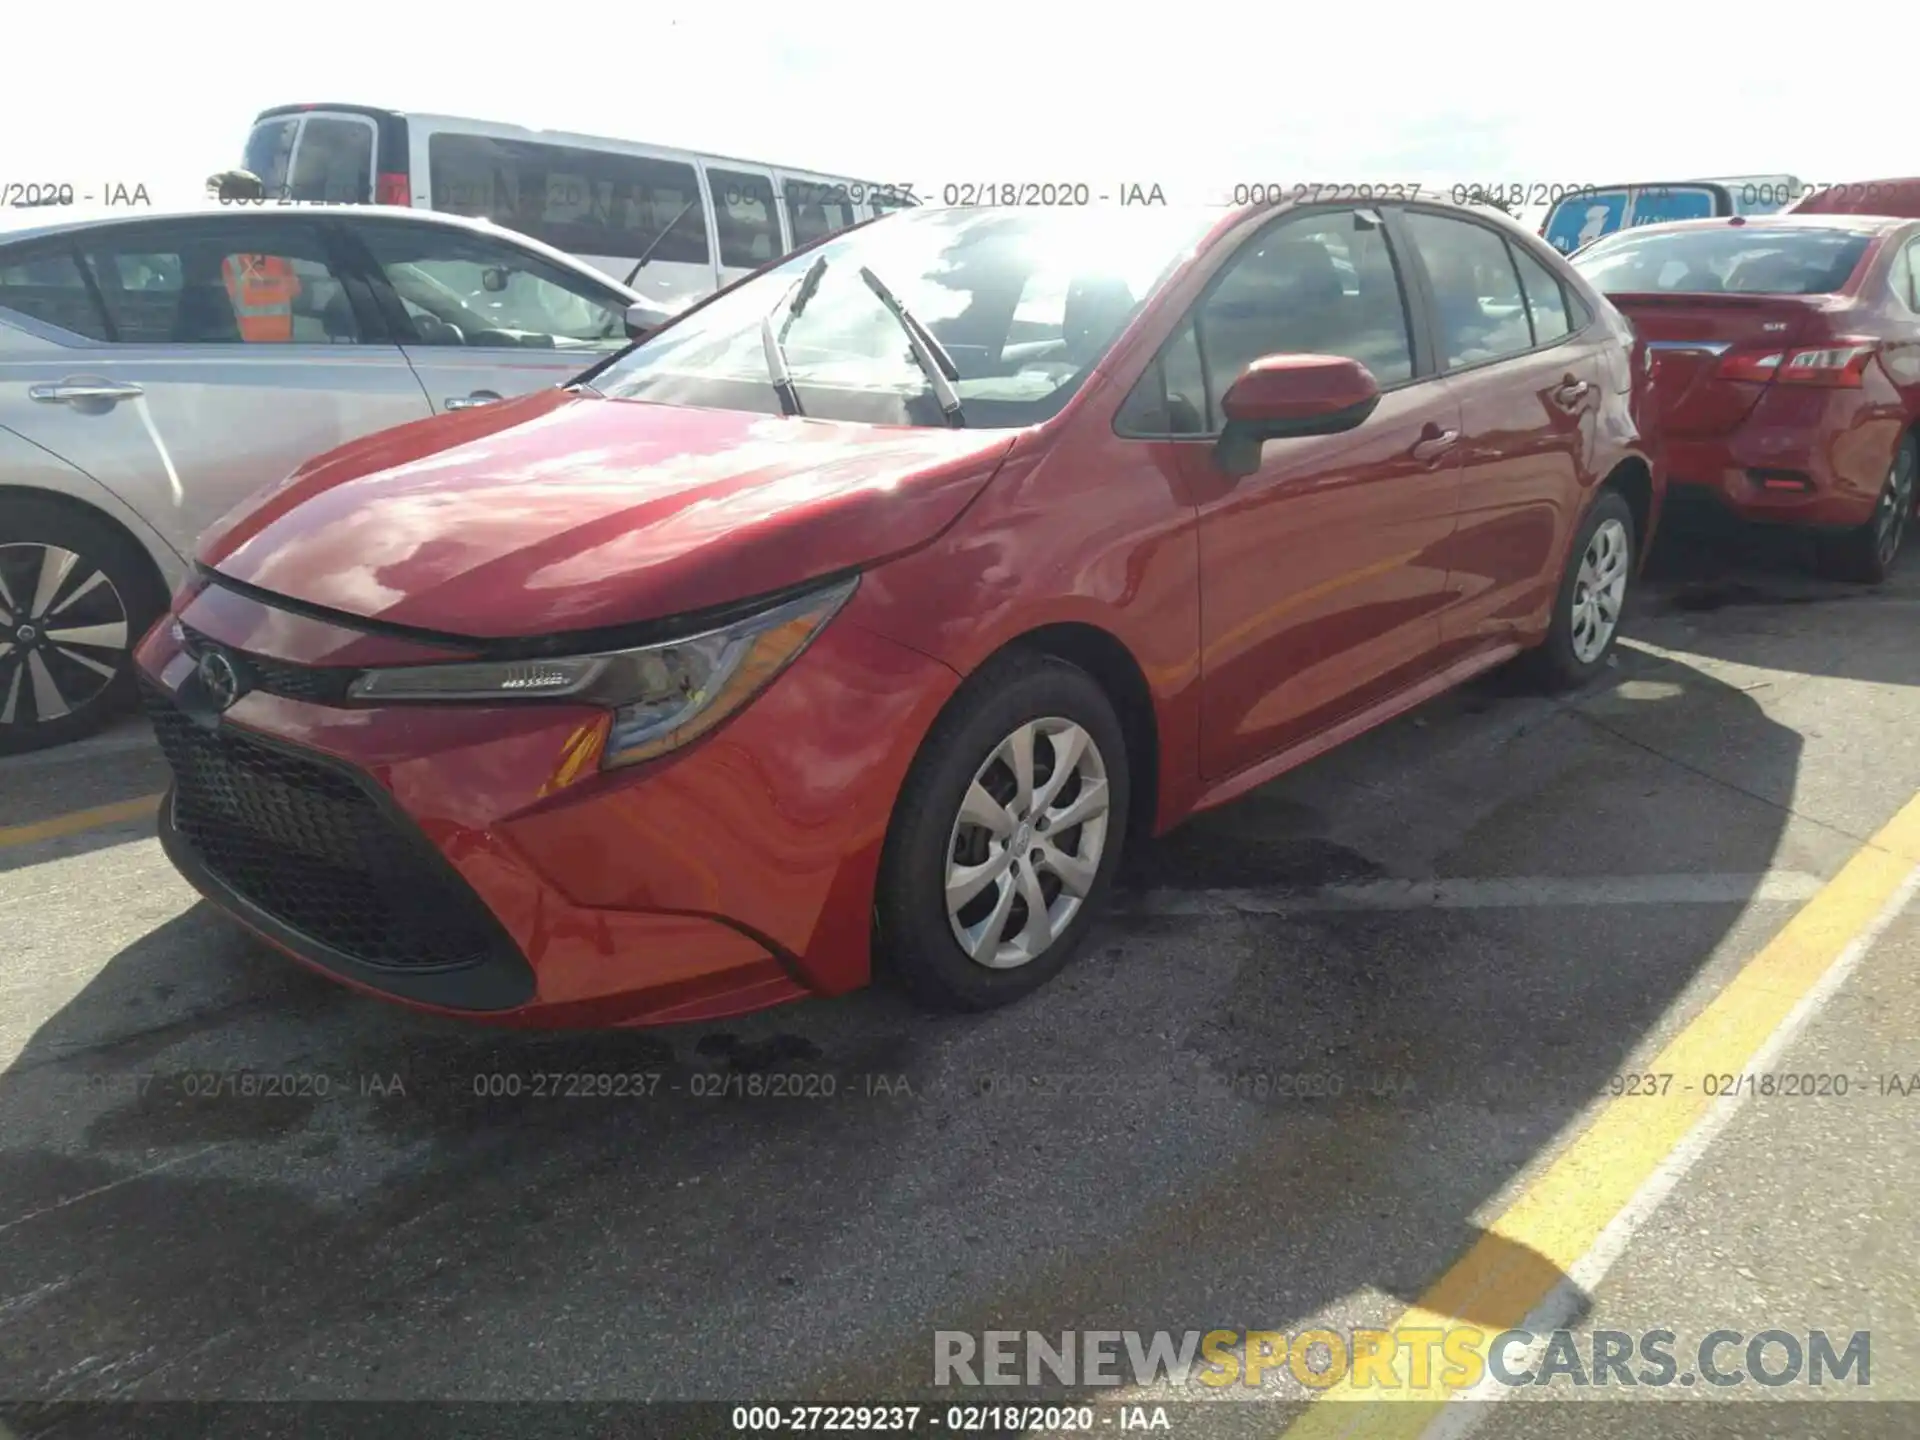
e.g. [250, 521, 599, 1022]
[0, 202, 640, 298]
[1579, 213, 1911, 241]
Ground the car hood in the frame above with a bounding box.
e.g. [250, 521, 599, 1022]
[200, 388, 1018, 638]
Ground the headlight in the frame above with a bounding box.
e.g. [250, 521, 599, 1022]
[347, 575, 857, 769]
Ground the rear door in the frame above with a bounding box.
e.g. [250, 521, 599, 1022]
[0, 215, 430, 558]
[243, 110, 378, 203]
[339, 216, 634, 414]
[1395, 208, 1614, 650]
[703, 163, 787, 282]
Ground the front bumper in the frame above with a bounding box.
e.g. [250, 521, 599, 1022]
[135, 579, 960, 1027]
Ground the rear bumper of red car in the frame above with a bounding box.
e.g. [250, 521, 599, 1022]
[1663, 383, 1902, 531]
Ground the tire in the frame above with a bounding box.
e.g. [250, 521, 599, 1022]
[1816, 432, 1917, 585]
[0, 496, 167, 756]
[875, 649, 1131, 1013]
[1521, 487, 1637, 692]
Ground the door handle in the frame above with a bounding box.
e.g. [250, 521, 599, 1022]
[29, 380, 145, 404]
[1410, 426, 1459, 463]
[1552, 378, 1591, 406]
[444, 391, 503, 411]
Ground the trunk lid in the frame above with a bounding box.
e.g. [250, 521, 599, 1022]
[1606, 293, 1835, 437]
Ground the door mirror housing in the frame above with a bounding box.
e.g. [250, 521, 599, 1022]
[1213, 354, 1382, 479]
[624, 301, 667, 340]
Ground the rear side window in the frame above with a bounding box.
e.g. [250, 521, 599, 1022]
[0, 250, 111, 340]
[287, 117, 374, 203]
[1574, 228, 1873, 295]
[1402, 210, 1534, 368]
[74, 221, 361, 344]
[1509, 244, 1572, 343]
[427, 134, 710, 266]
[709, 168, 782, 268]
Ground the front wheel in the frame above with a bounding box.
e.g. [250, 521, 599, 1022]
[876, 651, 1131, 1012]
[1521, 488, 1637, 692]
[0, 498, 166, 755]
[1817, 432, 1916, 585]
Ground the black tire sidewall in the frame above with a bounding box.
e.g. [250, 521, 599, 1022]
[1532, 488, 1637, 690]
[0, 498, 166, 755]
[877, 652, 1131, 1012]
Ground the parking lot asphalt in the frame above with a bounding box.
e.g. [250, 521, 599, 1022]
[3, 512, 1919, 1437]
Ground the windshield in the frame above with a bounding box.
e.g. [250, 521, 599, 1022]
[1573, 226, 1874, 296]
[588, 206, 1217, 428]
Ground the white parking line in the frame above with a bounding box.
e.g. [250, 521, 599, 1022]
[1119, 871, 1827, 917]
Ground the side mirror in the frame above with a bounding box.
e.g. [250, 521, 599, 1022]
[624, 301, 666, 340]
[1213, 354, 1381, 479]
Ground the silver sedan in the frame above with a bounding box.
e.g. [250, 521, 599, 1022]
[0, 201, 666, 753]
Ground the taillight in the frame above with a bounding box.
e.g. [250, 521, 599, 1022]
[376, 171, 411, 206]
[1716, 339, 1878, 388]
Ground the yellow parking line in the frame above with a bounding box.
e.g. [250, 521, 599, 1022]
[1279, 789, 1920, 1437]
[0, 794, 162, 849]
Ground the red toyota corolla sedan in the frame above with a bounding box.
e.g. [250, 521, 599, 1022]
[1573, 214, 1920, 581]
[134, 197, 1658, 1027]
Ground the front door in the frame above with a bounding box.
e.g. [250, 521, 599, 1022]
[1172, 205, 1465, 780]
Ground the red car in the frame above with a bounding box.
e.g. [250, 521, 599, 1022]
[134, 197, 1658, 1027]
[1572, 214, 1920, 581]
[1785, 178, 1920, 220]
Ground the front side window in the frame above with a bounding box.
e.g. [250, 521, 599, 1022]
[427, 134, 711, 265]
[74, 221, 358, 344]
[1893, 238, 1920, 312]
[0, 249, 111, 340]
[1573, 226, 1874, 296]
[1188, 208, 1414, 429]
[352, 222, 628, 349]
[589, 206, 1216, 428]
[1402, 210, 1535, 369]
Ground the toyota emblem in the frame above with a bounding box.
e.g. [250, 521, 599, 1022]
[197, 649, 245, 711]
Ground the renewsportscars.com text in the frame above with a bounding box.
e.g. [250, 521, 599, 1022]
[933, 1327, 1870, 1390]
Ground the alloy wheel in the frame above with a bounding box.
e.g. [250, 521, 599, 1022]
[1570, 517, 1630, 665]
[0, 543, 132, 731]
[944, 717, 1111, 969]
[1873, 444, 1916, 570]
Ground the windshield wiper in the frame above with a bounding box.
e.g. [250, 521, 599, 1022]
[622, 199, 701, 288]
[858, 265, 964, 427]
[760, 255, 829, 417]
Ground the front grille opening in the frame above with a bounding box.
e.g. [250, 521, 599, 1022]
[145, 688, 507, 971]
[177, 625, 357, 706]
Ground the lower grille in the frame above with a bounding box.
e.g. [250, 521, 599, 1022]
[145, 688, 510, 972]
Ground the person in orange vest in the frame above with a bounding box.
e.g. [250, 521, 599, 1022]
[221, 252, 301, 342]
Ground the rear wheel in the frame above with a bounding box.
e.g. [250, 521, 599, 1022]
[876, 651, 1131, 1012]
[1521, 488, 1637, 692]
[1817, 433, 1917, 585]
[0, 498, 166, 756]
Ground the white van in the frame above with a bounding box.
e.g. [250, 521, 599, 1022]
[238, 104, 916, 315]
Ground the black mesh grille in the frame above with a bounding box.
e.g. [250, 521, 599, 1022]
[145, 688, 510, 972]
[178, 625, 356, 706]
